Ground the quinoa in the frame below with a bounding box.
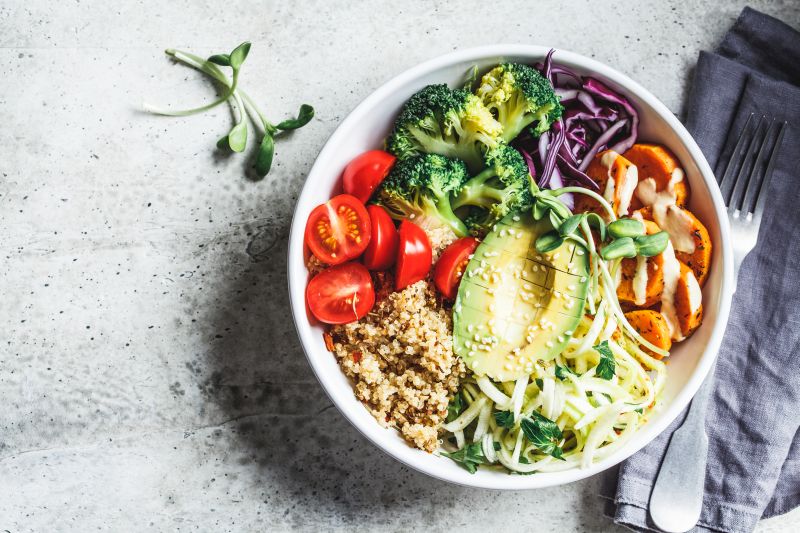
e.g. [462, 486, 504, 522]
[329, 272, 465, 452]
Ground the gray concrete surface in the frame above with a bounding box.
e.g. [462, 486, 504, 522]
[2, 1, 799, 531]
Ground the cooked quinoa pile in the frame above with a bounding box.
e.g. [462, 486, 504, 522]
[328, 273, 465, 452]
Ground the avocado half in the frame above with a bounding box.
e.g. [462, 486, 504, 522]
[453, 211, 590, 382]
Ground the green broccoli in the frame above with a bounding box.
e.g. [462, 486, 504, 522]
[376, 153, 469, 238]
[476, 63, 562, 141]
[386, 84, 502, 172]
[451, 144, 533, 236]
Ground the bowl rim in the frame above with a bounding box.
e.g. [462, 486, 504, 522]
[287, 44, 734, 489]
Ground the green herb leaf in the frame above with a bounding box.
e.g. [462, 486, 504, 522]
[532, 199, 549, 221]
[635, 408, 644, 414]
[600, 236, 637, 260]
[520, 411, 565, 460]
[441, 442, 485, 474]
[558, 214, 584, 237]
[208, 54, 231, 67]
[494, 410, 515, 428]
[229, 41, 251, 70]
[447, 393, 464, 423]
[608, 218, 645, 239]
[227, 121, 248, 152]
[535, 230, 563, 253]
[586, 213, 607, 241]
[593, 340, 616, 380]
[519, 456, 530, 464]
[493, 442, 501, 451]
[555, 364, 576, 381]
[254, 133, 275, 177]
[548, 209, 564, 231]
[276, 104, 315, 130]
[634, 231, 670, 257]
[535, 378, 544, 390]
[216, 134, 230, 150]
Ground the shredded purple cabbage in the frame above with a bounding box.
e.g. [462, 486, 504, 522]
[512, 49, 639, 197]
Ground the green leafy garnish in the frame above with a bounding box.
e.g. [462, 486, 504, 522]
[144, 42, 314, 178]
[535, 378, 544, 390]
[555, 364, 576, 381]
[594, 340, 616, 380]
[494, 410, 515, 428]
[600, 236, 637, 260]
[520, 411, 565, 460]
[634, 231, 670, 257]
[447, 393, 464, 423]
[442, 442, 486, 474]
[608, 218, 645, 239]
[535, 230, 563, 253]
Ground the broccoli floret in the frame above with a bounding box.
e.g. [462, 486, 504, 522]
[476, 63, 562, 141]
[375, 153, 469, 238]
[386, 84, 502, 172]
[451, 144, 534, 236]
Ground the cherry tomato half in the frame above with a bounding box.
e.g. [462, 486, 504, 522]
[342, 150, 396, 203]
[306, 262, 375, 324]
[362, 205, 399, 271]
[395, 220, 432, 291]
[433, 237, 479, 300]
[304, 194, 371, 265]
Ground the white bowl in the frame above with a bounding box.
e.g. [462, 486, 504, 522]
[287, 45, 734, 489]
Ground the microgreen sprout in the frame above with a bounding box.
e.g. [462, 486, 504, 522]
[143, 41, 314, 178]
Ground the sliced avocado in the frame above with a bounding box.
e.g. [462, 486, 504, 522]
[453, 211, 589, 382]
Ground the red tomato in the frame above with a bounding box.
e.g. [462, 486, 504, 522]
[433, 237, 479, 300]
[342, 150, 396, 203]
[306, 262, 375, 324]
[304, 194, 371, 265]
[362, 205, 399, 271]
[395, 220, 432, 291]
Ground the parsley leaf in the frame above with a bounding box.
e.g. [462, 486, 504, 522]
[441, 442, 485, 474]
[520, 411, 565, 460]
[494, 410, 515, 428]
[535, 378, 544, 390]
[594, 340, 616, 380]
[446, 393, 464, 423]
[555, 364, 576, 381]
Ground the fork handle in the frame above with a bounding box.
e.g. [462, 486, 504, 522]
[649, 369, 715, 532]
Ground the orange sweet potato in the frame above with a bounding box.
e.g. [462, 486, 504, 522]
[675, 209, 712, 287]
[624, 144, 690, 209]
[625, 309, 672, 357]
[674, 261, 703, 338]
[575, 150, 639, 217]
[617, 220, 663, 308]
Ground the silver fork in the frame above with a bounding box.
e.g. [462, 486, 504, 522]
[648, 114, 787, 533]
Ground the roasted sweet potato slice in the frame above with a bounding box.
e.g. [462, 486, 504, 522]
[617, 220, 663, 308]
[674, 261, 703, 338]
[633, 206, 711, 287]
[625, 144, 690, 209]
[625, 309, 672, 357]
[575, 150, 639, 217]
[675, 209, 712, 287]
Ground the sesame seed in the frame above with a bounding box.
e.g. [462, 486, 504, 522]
[557, 336, 564, 343]
[467, 324, 474, 332]
[580, 276, 587, 282]
[504, 363, 512, 370]
[546, 341, 554, 348]
[576, 249, 585, 256]
[568, 284, 576, 291]
[513, 215, 520, 222]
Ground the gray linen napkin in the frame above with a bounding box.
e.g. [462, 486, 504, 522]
[601, 8, 800, 533]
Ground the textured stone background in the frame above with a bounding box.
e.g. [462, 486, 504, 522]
[2, 1, 799, 531]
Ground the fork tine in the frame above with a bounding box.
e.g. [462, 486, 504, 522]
[752, 121, 787, 220]
[740, 119, 781, 214]
[718, 114, 757, 203]
[727, 116, 769, 212]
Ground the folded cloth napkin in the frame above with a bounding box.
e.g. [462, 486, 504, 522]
[601, 7, 800, 533]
